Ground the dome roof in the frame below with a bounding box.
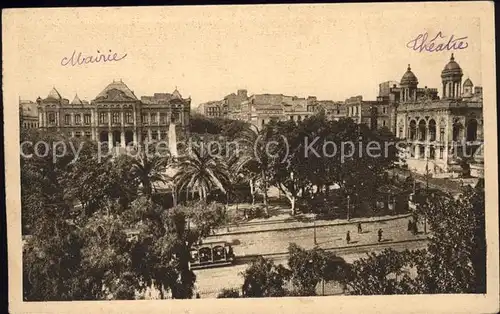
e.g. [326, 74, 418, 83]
[47, 87, 62, 100]
[400, 64, 418, 85]
[95, 80, 138, 100]
[442, 54, 463, 76]
[463, 78, 473, 87]
[71, 94, 83, 105]
[172, 88, 182, 99]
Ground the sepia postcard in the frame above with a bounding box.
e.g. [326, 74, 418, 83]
[3, 2, 499, 313]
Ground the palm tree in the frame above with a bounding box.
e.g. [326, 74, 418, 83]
[130, 150, 170, 198]
[174, 145, 231, 203]
[232, 124, 271, 216]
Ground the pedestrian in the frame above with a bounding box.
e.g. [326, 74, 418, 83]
[407, 219, 413, 232]
[196, 293, 200, 299]
[346, 231, 351, 244]
[377, 228, 383, 242]
[357, 222, 362, 233]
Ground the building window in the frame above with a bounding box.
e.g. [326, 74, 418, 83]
[382, 120, 386, 127]
[452, 123, 460, 141]
[429, 146, 435, 159]
[439, 147, 444, 159]
[409, 120, 416, 140]
[151, 113, 157, 124]
[399, 127, 403, 138]
[337, 109, 340, 114]
[74, 114, 81, 125]
[112, 112, 120, 124]
[125, 112, 133, 124]
[84, 114, 91, 125]
[64, 114, 71, 125]
[85, 131, 91, 138]
[440, 128, 445, 142]
[75, 131, 81, 138]
[142, 131, 148, 141]
[151, 131, 158, 140]
[419, 145, 425, 159]
[171, 113, 179, 124]
[99, 112, 107, 124]
[142, 114, 149, 124]
[160, 113, 167, 124]
[418, 120, 426, 141]
[48, 113, 56, 125]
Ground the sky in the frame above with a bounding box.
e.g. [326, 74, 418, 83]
[7, 4, 482, 107]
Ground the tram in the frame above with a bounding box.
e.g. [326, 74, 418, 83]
[189, 240, 235, 270]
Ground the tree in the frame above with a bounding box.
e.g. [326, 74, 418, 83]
[342, 184, 486, 294]
[287, 243, 346, 296]
[130, 150, 170, 198]
[174, 144, 231, 202]
[231, 124, 274, 214]
[411, 183, 486, 293]
[342, 248, 419, 295]
[241, 256, 291, 297]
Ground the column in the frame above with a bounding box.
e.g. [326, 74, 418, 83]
[120, 111, 125, 147]
[148, 128, 152, 140]
[157, 111, 160, 126]
[414, 145, 419, 159]
[108, 110, 112, 148]
[133, 107, 138, 145]
[91, 109, 96, 140]
[120, 131, 125, 148]
[442, 83, 446, 99]
[56, 111, 60, 130]
[157, 129, 161, 140]
[108, 131, 113, 148]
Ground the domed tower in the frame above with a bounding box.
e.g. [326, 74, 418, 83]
[462, 78, 473, 98]
[441, 53, 463, 99]
[400, 64, 419, 102]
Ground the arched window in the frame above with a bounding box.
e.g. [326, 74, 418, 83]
[418, 120, 427, 141]
[466, 119, 478, 141]
[409, 120, 417, 140]
[428, 119, 436, 141]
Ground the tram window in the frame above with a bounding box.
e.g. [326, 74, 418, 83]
[213, 246, 225, 261]
[199, 247, 212, 263]
[190, 250, 199, 262]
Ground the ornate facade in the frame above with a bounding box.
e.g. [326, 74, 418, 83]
[390, 54, 483, 177]
[36, 80, 191, 147]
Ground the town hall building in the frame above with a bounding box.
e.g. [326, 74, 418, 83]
[34, 80, 191, 148]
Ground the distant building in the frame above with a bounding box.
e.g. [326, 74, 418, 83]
[197, 100, 226, 118]
[35, 80, 191, 147]
[19, 99, 39, 129]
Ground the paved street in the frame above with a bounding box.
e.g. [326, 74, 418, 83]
[206, 216, 425, 257]
[194, 239, 428, 298]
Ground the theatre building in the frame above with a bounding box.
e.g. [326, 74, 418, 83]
[36, 80, 191, 147]
[389, 54, 483, 178]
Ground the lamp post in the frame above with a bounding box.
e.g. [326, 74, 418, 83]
[347, 195, 351, 221]
[313, 219, 317, 246]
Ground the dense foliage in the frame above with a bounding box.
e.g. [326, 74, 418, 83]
[21, 129, 227, 300]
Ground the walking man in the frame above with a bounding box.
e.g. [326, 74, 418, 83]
[346, 231, 351, 244]
[377, 228, 383, 242]
[357, 222, 362, 233]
